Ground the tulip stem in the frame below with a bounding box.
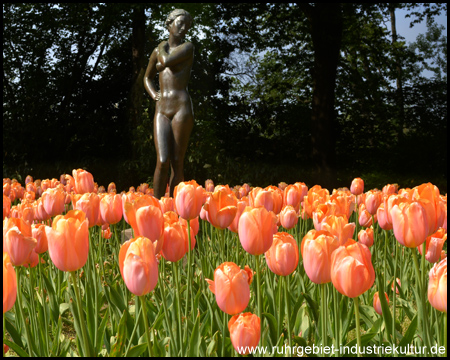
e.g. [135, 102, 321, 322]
[392, 237, 398, 349]
[140, 295, 154, 357]
[16, 267, 34, 356]
[173, 261, 183, 356]
[255, 254, 263, 349]
[354, 296, 362, 358]
[321, 283, 327, 347]
[284, 276, 292, 350]
[159, 262, 176, 356]
[70, 271, 93, 357]
[444, 312, 447, 358]
[124, 305, 142, 357]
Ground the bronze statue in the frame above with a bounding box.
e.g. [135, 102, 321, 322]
[144, 9, 194, 199]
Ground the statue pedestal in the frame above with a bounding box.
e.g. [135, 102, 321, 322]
[121, 228, 133, 244]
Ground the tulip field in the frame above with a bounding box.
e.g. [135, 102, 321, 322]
[3, 170, 447, 357]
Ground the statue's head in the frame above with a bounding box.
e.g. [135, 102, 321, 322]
[165, 9, 193, 32]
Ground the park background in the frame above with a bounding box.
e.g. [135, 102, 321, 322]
[3, 3, 447, 192]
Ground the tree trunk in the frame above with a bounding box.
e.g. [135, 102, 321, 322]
[389, 4, 404, 144]
[300, 3, 343, 188]
[129, 5, 146, 160]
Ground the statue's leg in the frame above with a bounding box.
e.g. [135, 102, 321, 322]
[153, 112, 174, 199]
[169, 107, 194, 197]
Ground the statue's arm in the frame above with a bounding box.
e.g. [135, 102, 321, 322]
[143, 47, 160, 101]
[158, 41, 194, 68]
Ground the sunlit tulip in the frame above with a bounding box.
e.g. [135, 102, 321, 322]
[428, 258, 447, 313]
[358, 227, 374, 247]
[100, 193, 123, 225]
[3, 194, 11, 220]
[203, 186, 238, 229]
[161, 222, 189, 262]
[3, 252, 17, 313]
[331, 239, 375, 298]
[312, 203, 334, 231]
[283, 185, 301, 212]
[350, 178, 364, 196]
[135, 205, 164, 254]
[205, 262, 253, 315]
[391, 200, 429, 248]
[119, 236, 158, 296]
[159, 196, 174, 213]
[265, 232, 299, 276]
[321, 214, 356, 245]
[382, 184, 398, 196]
[32, 223, 48, 254]
[365, 189, 383, 215]
[45, 210, 89, 272]
[249, 186, 283, 215]
[373, 291, 389, 315]
[238, 206, 278, 255]
[329, 190, 356, 220]
[376, 202, 392, 231]
[301, 229, 339, 284]
[228, 312, 261, 354]
[303, 185, 330, 219]
[228, 200, 247, 233]
[73, 192, 100, 228]
[72, 169, 94, 194]
[174, 180, 204, 220]
[34, 198, 51, 222]
[279, 205, 298, 230]
[413, 183, 442, 235]
[3, 217, 36, 266]
[418, 228, 447, 263]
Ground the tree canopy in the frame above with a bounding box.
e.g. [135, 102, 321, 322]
[3, 3, 447, 191]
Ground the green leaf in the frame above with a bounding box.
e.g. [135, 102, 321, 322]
[262, 312, 278, 346]
[5, 315, 24, 349]
[303, 292, 319, 324]
[96, 307, 109, 355]
[376, 274, 393, 342]
[4, 338, 29, 357]
[189, 313, 201, 357]
[110, 310, 128, 357]
[127, 343, 148, 357]
[42, 271, 59, 322]
[398, 314, 418, 348]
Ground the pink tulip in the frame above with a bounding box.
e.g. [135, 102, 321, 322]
[3, 252, 17, 313]
[391, 200, 429, 248]
[418, 228, 447, 263]
[279, 205, 298, 230]
[72, 169, 94, 194]
[41, 188, 66, 217]
[100, 193, 123, 225]
[428, 258, 447, 313]
[350, 178, 364, 196]
[358, 227, 374, 247]
[174, 180, 204, 220]
[373, 291, 389, 315]
[119, 237, 159, 296]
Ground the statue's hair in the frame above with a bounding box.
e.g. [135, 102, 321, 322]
[165, 9, 193, 30]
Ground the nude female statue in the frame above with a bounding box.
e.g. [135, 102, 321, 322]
[144, 9, 194, 199]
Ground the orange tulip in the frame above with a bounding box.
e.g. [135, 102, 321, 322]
[249, 186, 283, 215]
[376, 202, 392, 231]
[3, 252, 17, 313]
[358, 227, 374, 247]
[161, 221, 189, 262]
[301, 229, 339, 284]
[135, 205, 164, 254]
[364, 189, 383, 215]
[3, 217, 36, 266]
[228, 312, 261, 354]
[382, 184, 398, 196]
[391, 200, 429, 248]
[72, 169, 94, 194]
[32, 223, 48, 254]
[203, 186, 238, 229]
[321, 214, 356, 245]
[73, 192, 100, 228]
[227, 200, 247, 233]
[428, 258, 447, 313]
[418, 228, 447, 263]
[413, 183, 442, 235]
[119, 236, 159, 296]
[45, 210, 89, 272]
[159, 196, 174, 213]
[329, 190, 356, 219]
[33, 198, 51, 222]
[350, 178, 364, 196]
[174, 180, 204, 220]
[3, 194, 11, 220]
[238, 206, 278, 255]
[283, 185, 301, 212]
[99, 193, 123, 225]
[205, 262, 253, 315]
[303, 185, 330, 219]
[279, 205, 298, 230]
[358, 204, 374, 227]
[265, 232, 299, 276]
[331, 239, 375, 298]
[373, 291, 389, 315]
[41, 188, 65, 218]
